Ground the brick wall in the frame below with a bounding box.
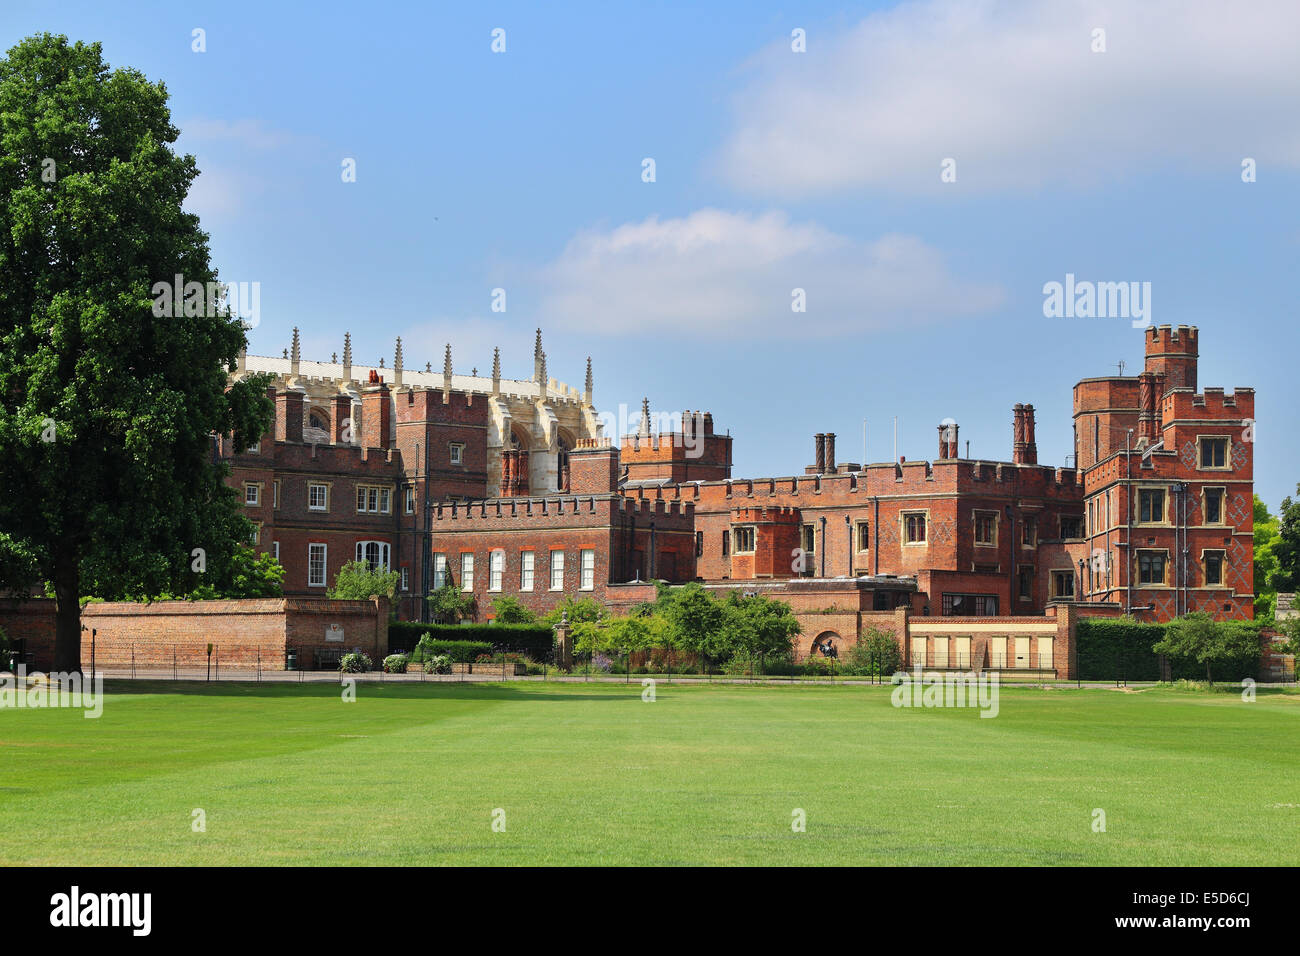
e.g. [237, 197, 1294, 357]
[0, 597, 388, 670]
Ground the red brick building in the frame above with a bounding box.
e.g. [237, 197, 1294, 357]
[225, 323, 1253, 631]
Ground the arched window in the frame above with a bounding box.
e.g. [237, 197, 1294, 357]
[355, 540, 390, 572]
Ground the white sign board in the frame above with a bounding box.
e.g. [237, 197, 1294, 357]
[325, 624, 345, 643]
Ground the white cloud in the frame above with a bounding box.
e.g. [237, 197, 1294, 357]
[538, 208, 1003, 336]
[183, 164, 262, 222]
[177, 117, 302, 151]
[718, 0, 1300, 195]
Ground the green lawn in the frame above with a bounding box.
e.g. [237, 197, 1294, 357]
[2, 680, 1297, 865]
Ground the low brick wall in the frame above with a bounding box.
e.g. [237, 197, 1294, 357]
[0, 597, 388, 670]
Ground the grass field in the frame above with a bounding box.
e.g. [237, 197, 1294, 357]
[2, 679, 1297, 865]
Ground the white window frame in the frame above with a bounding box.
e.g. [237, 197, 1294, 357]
[244, 483, 260, 507]
[308, 543, 328, 587]
[272, 541, 280, 562]
[355, 540, 391, 572]
[400, 566, 409, 591]
[405, 485, 415, 514]
[733, 526, 756, 555]
[549, 550, 565, 591]
[489, 549, 504, 592]
[520, 550, 534, 592]
[308, 482, 329, 512]
[449, 443, 464, 465]
[460, 552, 474, 592]
[580, 549, 595, 591]
[356, 484, 393, 514]
[433, 553, 448, 589]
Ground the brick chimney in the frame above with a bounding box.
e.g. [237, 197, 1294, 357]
[568, 440, 621, 494]
[814, 433, 826, 474]
[1022, 404, 1037, 464]
[333, 392, 354, 444]
[1137, 371, 1164, 444]
[824, 433, 836, 474]
[276, 387, 305, 444]
[937, 421, 960, 460]
[1012, 404, 1027, 464]
[361, 380, 391, 450]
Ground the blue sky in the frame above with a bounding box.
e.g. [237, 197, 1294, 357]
[4, 0, 1297, 507]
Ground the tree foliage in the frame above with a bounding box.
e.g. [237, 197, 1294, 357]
[327, 559, 399, 602]
[1269, 486, 1300, 595]
[489, 595, 537, 624]
[0, 35, 272, 669]
[1153, 612, 1261, 683]
[427, 582, 475, 624]
[1253, 495, 1281, 620]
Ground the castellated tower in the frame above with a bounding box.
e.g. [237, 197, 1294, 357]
[1143, 324, 1198, 394]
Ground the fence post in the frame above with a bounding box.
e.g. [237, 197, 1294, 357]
[131, 644, 135, 680]
[173, 646, 177, 682]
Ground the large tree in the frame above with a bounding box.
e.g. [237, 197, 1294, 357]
[0, 35, 271, 671]
[1269, 486, 1300, 595]
[1153, 612, 1260, 684]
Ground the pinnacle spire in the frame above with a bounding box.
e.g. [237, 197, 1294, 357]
[584, 356, 593, 403]
[638, 397, 651, 437]
[441, 343, 453, 404]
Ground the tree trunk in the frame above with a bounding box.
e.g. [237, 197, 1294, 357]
[1206, 661, 1212, 685]
[52, 552, 82, 674]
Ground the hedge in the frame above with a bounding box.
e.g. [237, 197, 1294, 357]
[410, 639, 492, 664]
[388, 622, 555, 660]
[1076, 618, 1262, 681]
[1075, 619, 1166, 681]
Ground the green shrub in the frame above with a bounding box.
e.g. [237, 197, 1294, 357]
[339, 652, 372, 673]
[398, 624, 552, 660]
[843, 628, 902, 676]
[722, 652, 762, 676]
[1076, 616, 1262, 681]
[382, 653, 408, 674]
[412, 635, 493, 663]
[800, 656, 833, 676]
[423, 654, 452, 675]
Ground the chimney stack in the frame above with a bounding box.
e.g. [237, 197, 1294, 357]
[1023, 404, 1037, 464]
[1012, 404, 1026, 464]
[824, 433, 836, 474]
[276, 387, 305, 444]
[814, 433, 826, 474]
[361, 381, 391, 450]
[333, 392, 354, 444]
[938, 421, 960, 460]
